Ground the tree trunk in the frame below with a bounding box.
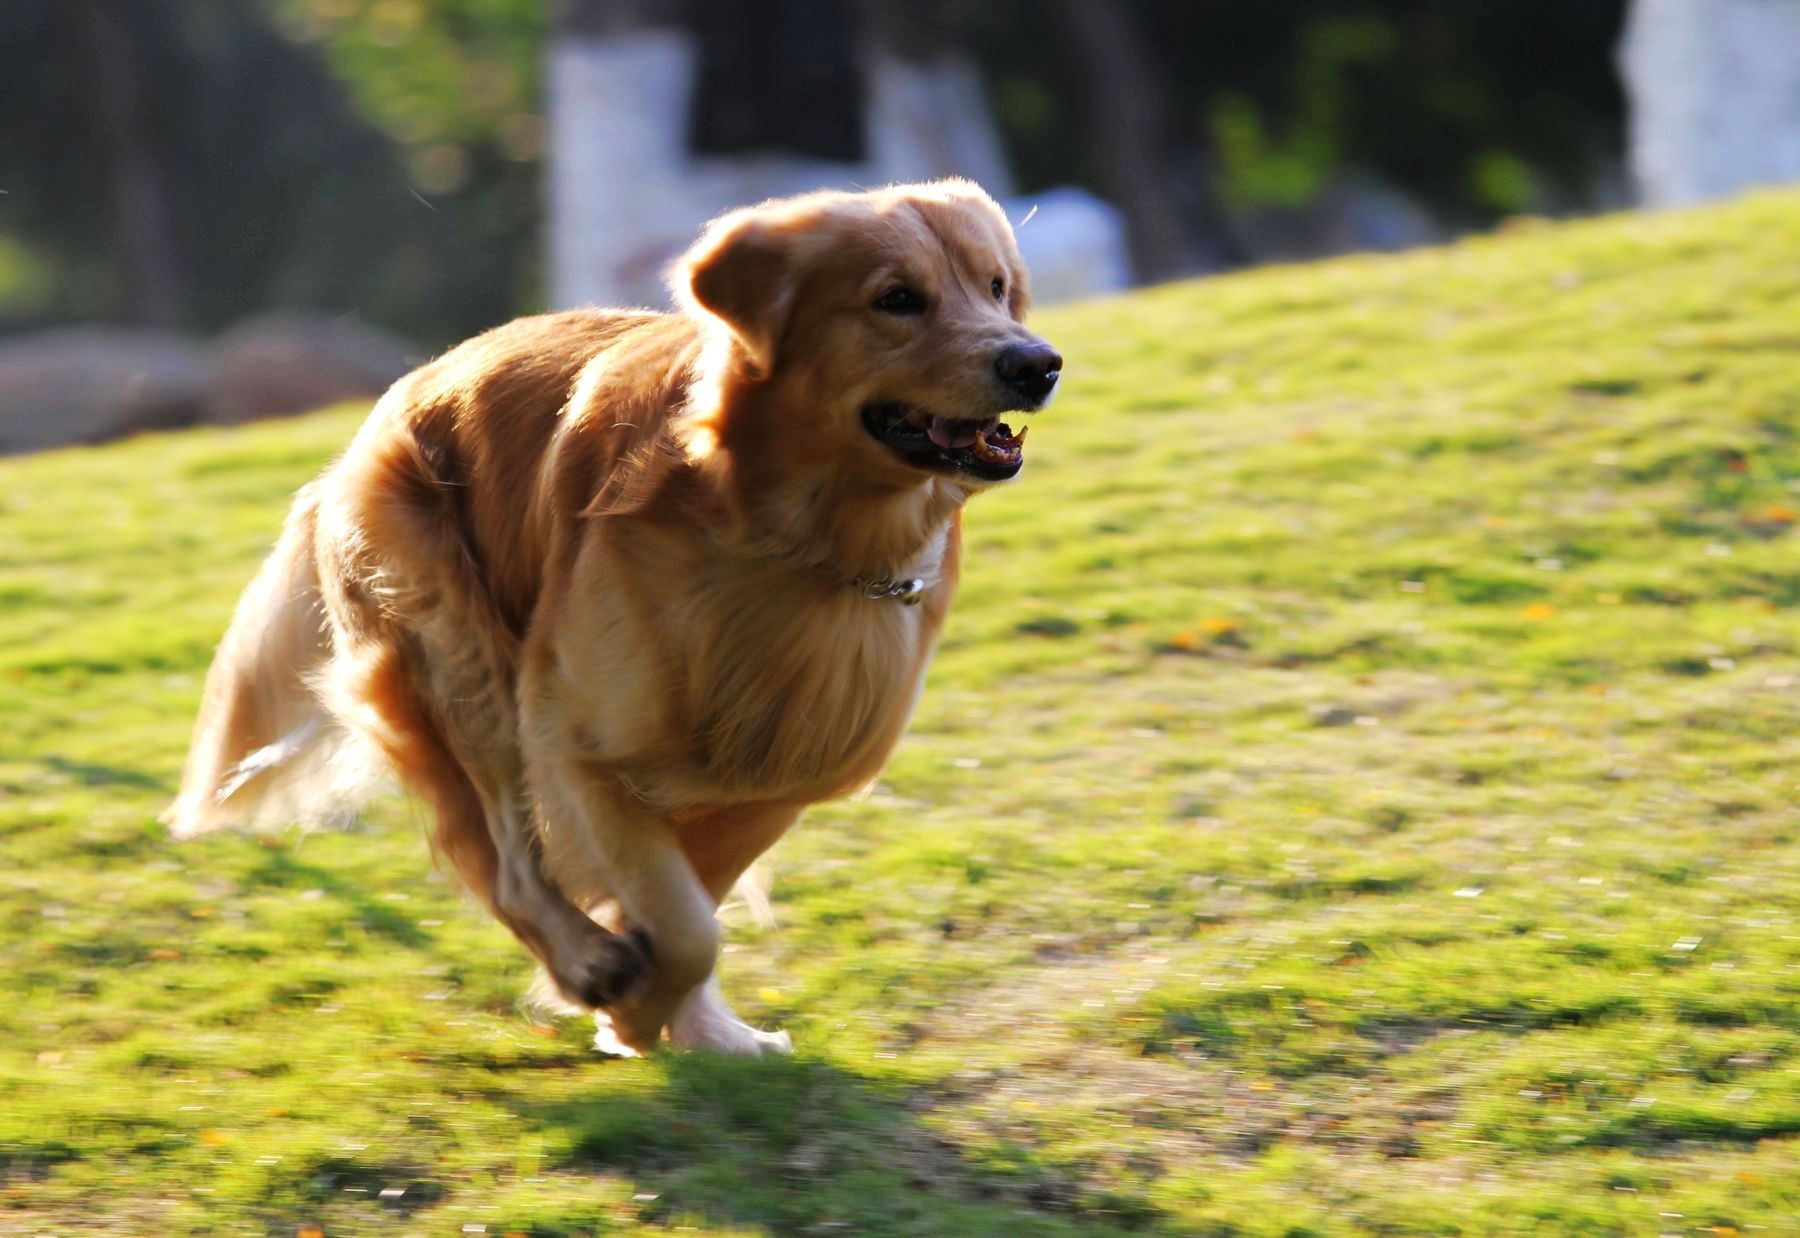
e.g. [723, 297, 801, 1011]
[68, 0, 184, 328]
[1049, 0, 1190, 281]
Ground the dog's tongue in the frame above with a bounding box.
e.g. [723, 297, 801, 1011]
[926, 416, 979, 450]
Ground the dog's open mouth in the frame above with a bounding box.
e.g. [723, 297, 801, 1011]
[860, 403, 1028, 480]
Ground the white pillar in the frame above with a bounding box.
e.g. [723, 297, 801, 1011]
[545, 29, 1022, 311]
[1621, 0, 1800, 206]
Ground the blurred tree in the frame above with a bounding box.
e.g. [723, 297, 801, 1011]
[66, 0, 186, 328]
[1048, 0, 1194, 279]
[969, 0, 1628, 271]
[0, 0, 540, 343]
[268, 0, 547, 184]
[0, 0, 1630, 340]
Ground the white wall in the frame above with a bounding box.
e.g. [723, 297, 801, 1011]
[546, 29, 1015, 311]
[1621, 0, 1800, 206]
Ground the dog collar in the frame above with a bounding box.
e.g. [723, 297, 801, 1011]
[854, 575, 927, 606]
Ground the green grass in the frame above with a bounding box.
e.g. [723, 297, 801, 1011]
[5, 191, 1800, 1235]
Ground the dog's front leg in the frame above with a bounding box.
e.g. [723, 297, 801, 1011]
[525, 747, 721, 1054]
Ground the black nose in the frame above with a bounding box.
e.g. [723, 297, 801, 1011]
[994, 341, 1062, 405]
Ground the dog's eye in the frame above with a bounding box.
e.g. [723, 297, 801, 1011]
[991, 277, 1005, 300]
[872, 286, 926, 315]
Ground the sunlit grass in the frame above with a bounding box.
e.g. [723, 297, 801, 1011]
[3, 190, 1800, 1233]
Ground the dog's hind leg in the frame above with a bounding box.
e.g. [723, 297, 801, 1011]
[313, 432, 651, 1009]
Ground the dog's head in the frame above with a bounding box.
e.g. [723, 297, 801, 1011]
[675, 180, 1060, 487]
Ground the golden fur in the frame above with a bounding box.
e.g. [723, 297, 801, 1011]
[168, 180, 1059, 1055]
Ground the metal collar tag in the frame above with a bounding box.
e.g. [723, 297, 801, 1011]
[855, 576, 926, 606]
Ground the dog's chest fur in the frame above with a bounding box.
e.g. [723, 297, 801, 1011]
[684, 586, 935, 798]
[556, 526, 955, 807]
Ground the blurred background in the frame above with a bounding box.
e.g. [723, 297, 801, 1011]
[3, 0, 1798, 452]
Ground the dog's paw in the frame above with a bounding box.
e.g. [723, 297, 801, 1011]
[735, 1025, 793, 1057]
[676, 1021, 793, 1057]
[668, 1009, 793, 1057]
[564, 927, 654, 1010]
[591, 1010, 642, 1058]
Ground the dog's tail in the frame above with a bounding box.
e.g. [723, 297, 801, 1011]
[166, 485, 359, 836]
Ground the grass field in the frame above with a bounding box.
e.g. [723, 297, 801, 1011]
[5, 191, 1800, 1235]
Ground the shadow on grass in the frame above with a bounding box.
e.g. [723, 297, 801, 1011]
[498, 1051, 1152, 1236]
[244, 847, 434, 948]
[42, 755, 167, 791]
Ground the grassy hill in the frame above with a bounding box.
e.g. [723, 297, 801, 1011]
[4, 191, 1800, 1235]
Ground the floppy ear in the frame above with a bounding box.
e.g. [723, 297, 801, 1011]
[675, 210, 795, 377]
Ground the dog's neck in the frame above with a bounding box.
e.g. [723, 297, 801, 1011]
[795, 475, 963, 587]
[677, 361, 970, 591]
[719, 461, 964, 590]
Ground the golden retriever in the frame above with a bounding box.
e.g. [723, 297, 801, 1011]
[168, 180, 1062, 1055]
